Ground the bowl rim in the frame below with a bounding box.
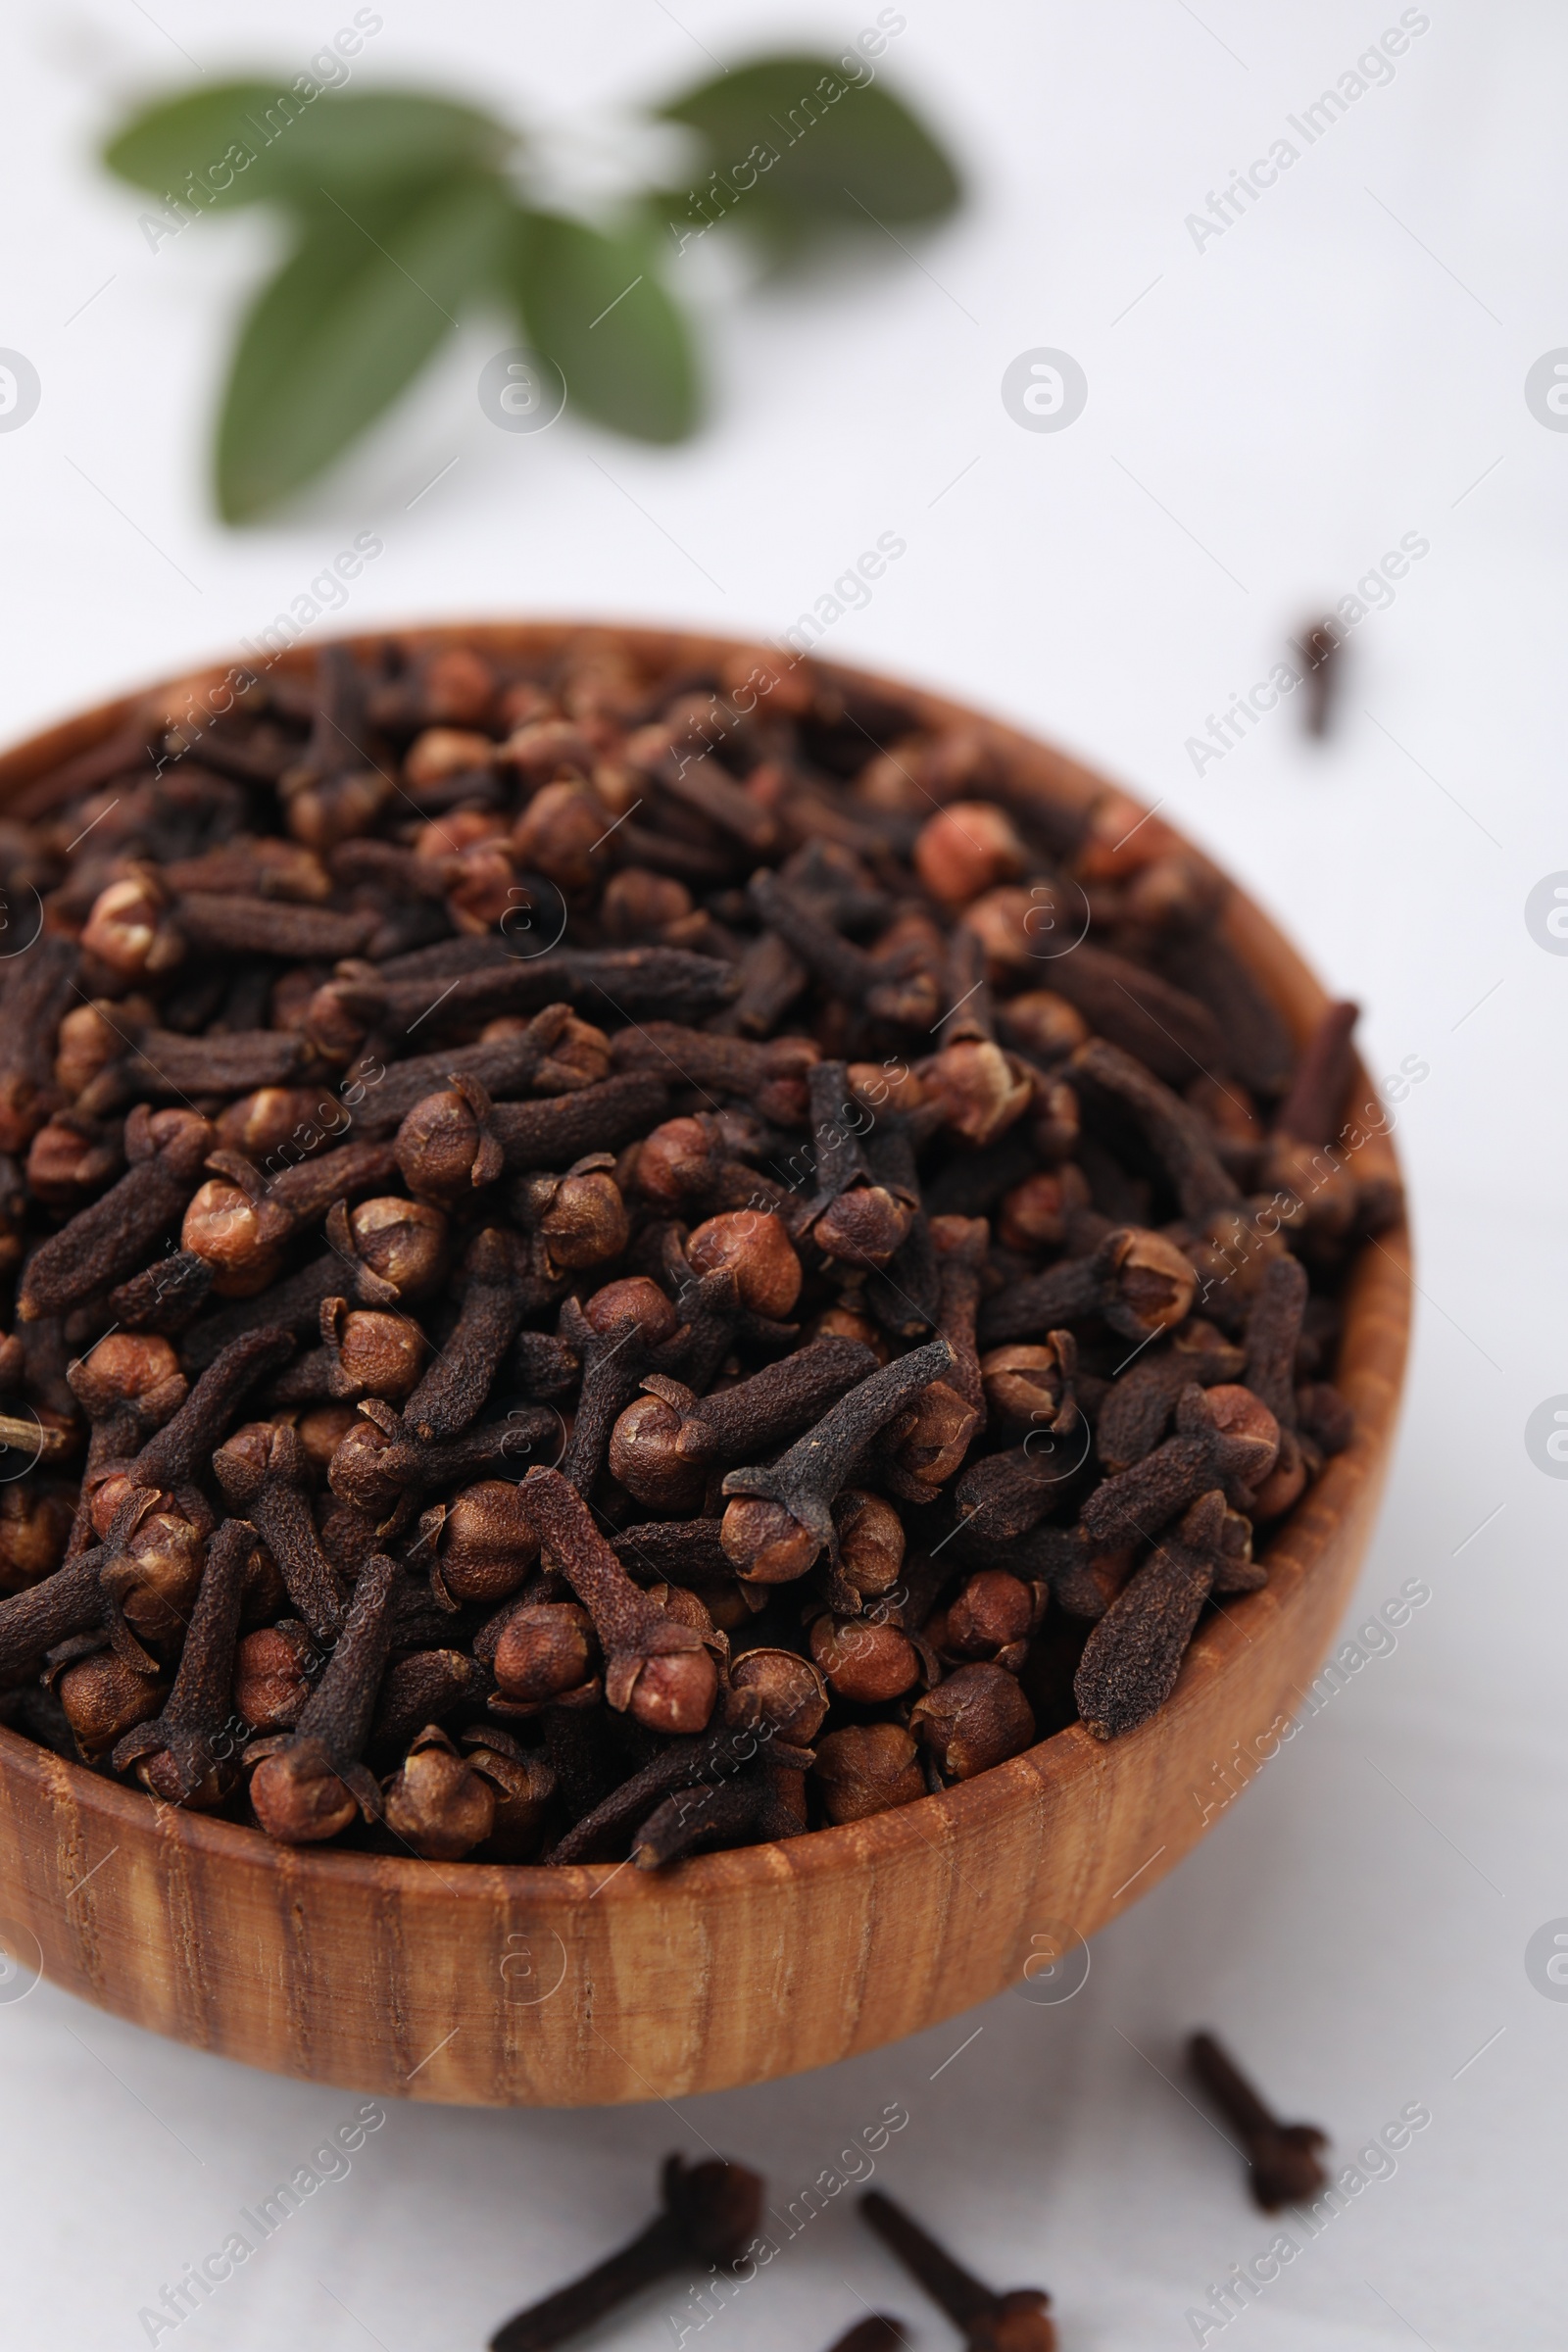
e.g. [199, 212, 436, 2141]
[0, 618, 1410, 1915]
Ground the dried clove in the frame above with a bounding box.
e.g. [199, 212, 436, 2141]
[748, 867, 926, 1026]
[1094, 1320, 1246, 1473]
[1035, 939, 1226, 1085]
[546, 1700, 808, 1866]
[612, 1018, 819, 1127]
[632, 1770, 807, 1867]
[859, 2189, 1056, 2352]
[396, 1072, 666, 1205]
[213, 1422, 344, 1642]
[112, 1517, 255, 1805]
[1080, 1386, 1278, 1548]
[1297, 619, 1342, 738]
[517, 1468, 718, 1734]
[382, 1723, 497, 1859]
[1187, 2030, 1330, 2209]
[1274, 1000, 1358, 1147]
[1068, 1037, 1242, 1221]
[127, 1328, 295, 1492]
[1074, 1490, 1232, 1737]
[19, 1107, 216, 1319]
[978, 1225, 1197, 1348]
[244, 1550, 399, 1840]
[720, 1338, 954, 1583]
[610, 1334, 874, 1513]
[399, 1227, 529, 1440]
[489, 2156, 764, 2352]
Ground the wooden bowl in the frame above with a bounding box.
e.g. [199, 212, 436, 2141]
[0, 624, 1409, 2106]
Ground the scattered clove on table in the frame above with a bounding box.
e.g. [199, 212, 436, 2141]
[488, 2154, 763, 2352]
[860, 2187, 1057, 2352]
[1187, 2031, 1331, 2210]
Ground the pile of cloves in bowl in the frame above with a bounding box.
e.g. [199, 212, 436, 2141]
[0, 629, 1398, 1864]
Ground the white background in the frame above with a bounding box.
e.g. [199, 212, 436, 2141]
[0, 2, 1563, 2345]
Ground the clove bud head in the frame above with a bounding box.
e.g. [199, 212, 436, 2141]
[1001, 989, 1090, 1063]
[462, 1732, 556, 1860]
[70, 1330, 184, 1418]
[808, 1304, 889, 1364]
[26, 1117, 119, 1205]
[55, 999, 132, 1097]
[511, 779, 612, 893]
[918, 1041, 1034, 1150]
[326, 1414, 400, 1516]
[601, 868, 694, 941]
[0, 1485, 73, 1593]
[519, 1158, 628, 1272]
[945, 1570, 1042, 1659]
[970, 2292, 1057, 2352]
[809, 1615, 920, 1705]
[383, 1725, 496, 1860]
[998, 1167, 1090, 1254]
[634, 1115, 724, 1208]
[1248, 1428, 1307, 1523]
[1196, 1384, 1281, 1485]
[234, 1623, 315, 1733]
[913, 802, 1026, 905]
[445, 839, 517, 935]
[493, 1603, 597, 1707]
[346, 1196, 448, 1298]
[1245, 2123, 1333, 2211]
[720, 1495, 817, 1585]
[295, 1402, 360, 1472]
[533, 1010, 612, 1087]
[81, 872, 182, 980]
[887, 1380, 981, 1500]
[89, 1472, 160, 1541]
[214, 1417, 299, 1497]
[812, 1723, 925, 1824]
[103, 1509, 207, 1646]
[980, 1342, 1071, 1432]
[396, 1087, 487, 1206]
[437, 1481, 541, 1605]
[582, 1275, 680, 1345]
[217, 1086, 322, 1157]
[811, 1185, 913, 1270]
[1106, 1227, 1198, 1340]
[626, 1647, 718, 1738]
[286, 766, 391, 850]
[323, 1301, 426, 1400]
[608, 1393, 708, 1516]
[910, 1662, 1036, 1781]
[832, 1489, 905, 1598]
[181, 1179, 291, 1296]
[662, 2154, 766, 2262]
[686, 1210, 802, 1317]
[727, 1646, 828, 1745]
[137, 1741, 234, 1814]
[55, 1649, 167, 1758]
[956, 884, 1042, 975]
[249, 1738, 361, 1843]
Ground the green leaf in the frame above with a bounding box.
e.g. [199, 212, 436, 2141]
[216, 174, 512, 521]
[508, 213, 699, 444]
[105, 82, 513, 213]
[658, 53, 959, 243]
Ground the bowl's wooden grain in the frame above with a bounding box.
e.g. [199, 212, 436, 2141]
[0, 625, 1409, 2105]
